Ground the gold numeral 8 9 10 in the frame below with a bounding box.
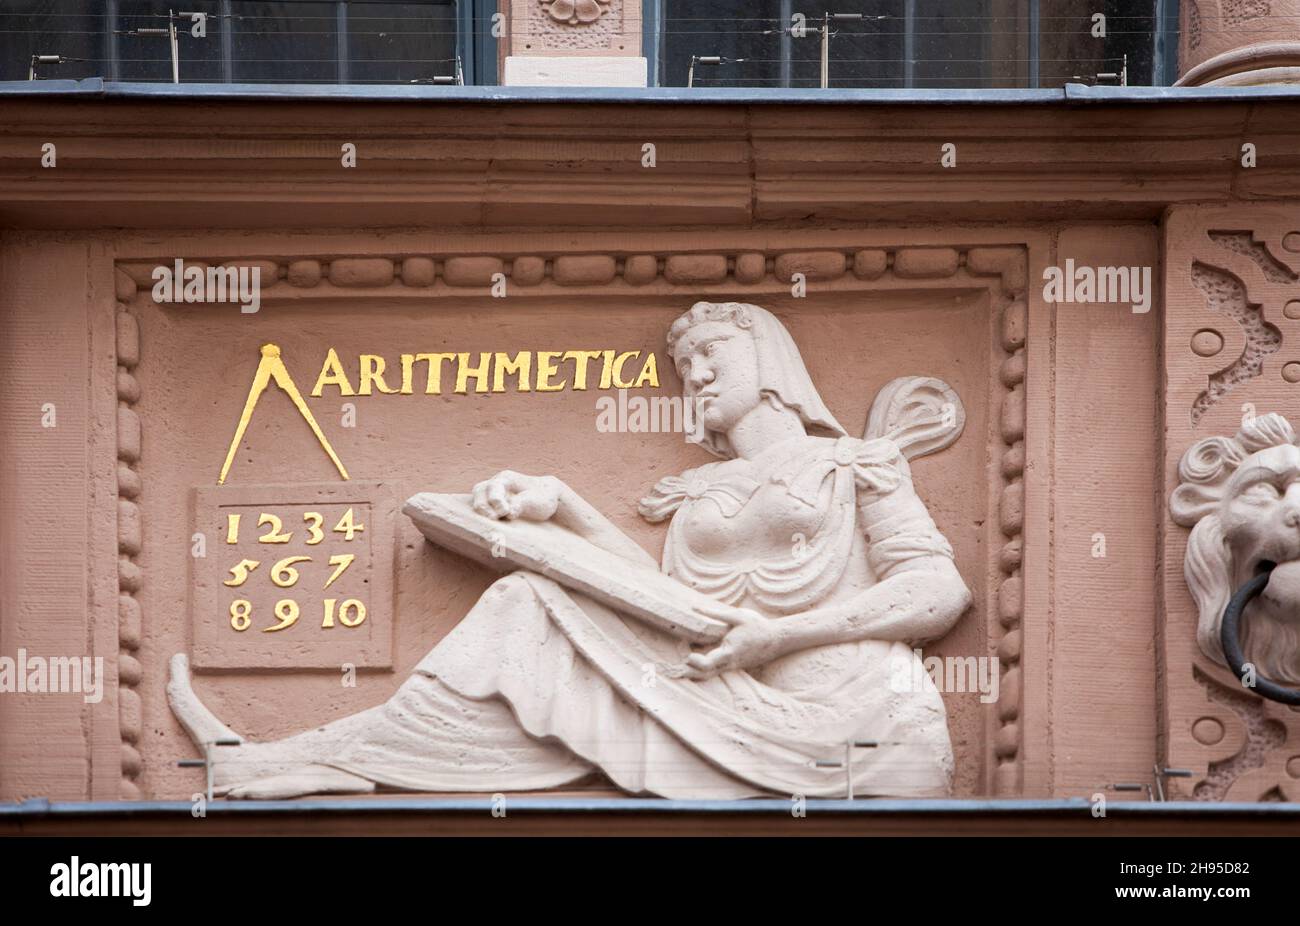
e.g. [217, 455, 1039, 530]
[229, 598, 366, 632]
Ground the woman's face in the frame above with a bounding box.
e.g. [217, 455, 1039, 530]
[673, 320, 762, 433]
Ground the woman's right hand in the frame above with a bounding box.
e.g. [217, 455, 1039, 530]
[471, 470, 563, 522]
[683, 601, 788, 678]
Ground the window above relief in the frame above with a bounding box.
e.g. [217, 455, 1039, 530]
[1, 0, 1181, 90]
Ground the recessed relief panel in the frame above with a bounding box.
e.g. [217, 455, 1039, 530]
[190, 482, 396, 670]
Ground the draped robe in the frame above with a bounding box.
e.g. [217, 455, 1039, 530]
[318, 434, 957, 798]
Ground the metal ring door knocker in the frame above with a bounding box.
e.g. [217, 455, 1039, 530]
[1221, 561, 1300, 705]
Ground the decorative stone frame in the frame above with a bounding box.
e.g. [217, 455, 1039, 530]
[105, 229, 1045, 800]
[1162, 204, 1300, 801]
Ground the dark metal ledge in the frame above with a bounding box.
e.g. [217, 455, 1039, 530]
[4, 797, 1298, 836]
[6, 796, 1300, 816]
[1, 78, 1299, 106]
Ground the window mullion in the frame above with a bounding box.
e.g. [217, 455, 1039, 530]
[336, 0, 350, 84]
[780, 0, 792, 88]
[904, 0, 915, 88]
[221, 0, 233, 83]
[1028, 0, 1040, 88]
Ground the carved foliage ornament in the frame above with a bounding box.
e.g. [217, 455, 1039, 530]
[540, 0, 610, 25]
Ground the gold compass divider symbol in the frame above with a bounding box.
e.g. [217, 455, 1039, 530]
[217, 343, 350, 485]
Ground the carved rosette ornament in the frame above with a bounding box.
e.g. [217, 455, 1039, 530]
[540, 0, 610, 25]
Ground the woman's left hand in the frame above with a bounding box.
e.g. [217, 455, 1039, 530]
[683, 602, 789, 679]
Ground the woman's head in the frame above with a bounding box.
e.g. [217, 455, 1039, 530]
[670, 304, 762, 437]
[667, 301, 845, 458]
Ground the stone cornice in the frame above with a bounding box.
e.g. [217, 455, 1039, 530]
[0, 96, 1297, 228]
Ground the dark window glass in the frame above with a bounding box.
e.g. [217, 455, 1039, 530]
[660, 0, 1161, 88]
[788, 3, 906, 89]
[229, 1, 338, 83]
[116, 1, 225, 82]
[0, 1, 105, 82]
[1030, 0, 1156, 87]
[0, 0, 467, 86]
[347, 1, 458, 84]
[912, 1, 1000, 88]
[660, 0, 785, 88]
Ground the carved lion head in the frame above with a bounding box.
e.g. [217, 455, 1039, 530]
[1171, 412, 1300, 684]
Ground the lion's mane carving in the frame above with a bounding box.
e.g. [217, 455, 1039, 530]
[1171, 412, 1300, 685]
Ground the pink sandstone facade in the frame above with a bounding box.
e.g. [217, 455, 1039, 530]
[2, 2, 1300, 834]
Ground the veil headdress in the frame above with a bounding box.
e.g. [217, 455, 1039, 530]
[667, 301, 846, 459]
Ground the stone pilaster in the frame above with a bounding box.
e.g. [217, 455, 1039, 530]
[1177, 0, 1300, 85]
[502, 0, 647, 86]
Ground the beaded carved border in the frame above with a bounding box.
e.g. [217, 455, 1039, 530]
[115, 245, 1025, 296]
[113, 268, 145, 799]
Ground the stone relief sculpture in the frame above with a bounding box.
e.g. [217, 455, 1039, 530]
[1171, 412, 1300, 688]
[169, 300, 973, 799]
[539, 0, 610, 25]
